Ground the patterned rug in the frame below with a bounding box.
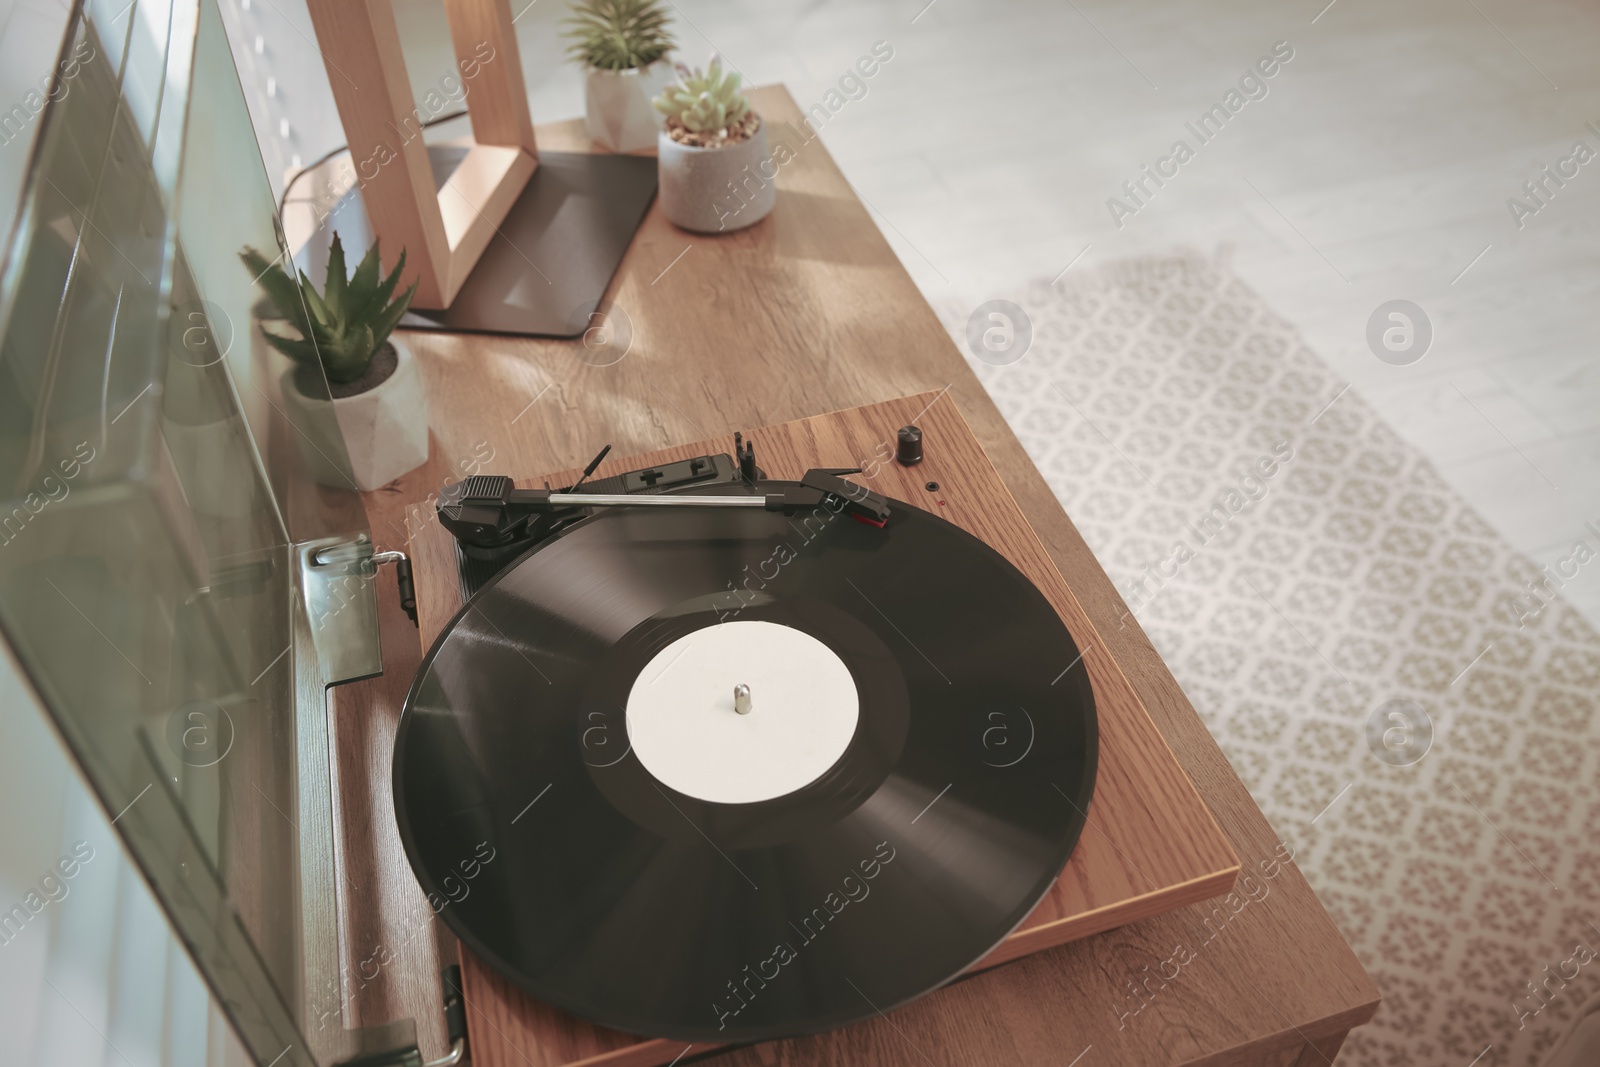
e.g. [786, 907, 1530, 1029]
[941, 254, 1600, 1067]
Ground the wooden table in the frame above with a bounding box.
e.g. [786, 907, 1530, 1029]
[305, 85, 1379, 1067]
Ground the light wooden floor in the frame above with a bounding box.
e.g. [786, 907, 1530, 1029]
[225, 0, 1600, 629]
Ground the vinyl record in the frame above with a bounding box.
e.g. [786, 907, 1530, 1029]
[394, 481, 1097, 1042]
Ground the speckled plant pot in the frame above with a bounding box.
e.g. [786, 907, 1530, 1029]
[657, 121, 776, 234]
[584, 60, 676, 152]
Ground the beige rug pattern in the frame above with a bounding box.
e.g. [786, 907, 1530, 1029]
[944, 255, 1600, 1067]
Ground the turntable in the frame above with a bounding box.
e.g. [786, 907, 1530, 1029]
[399, 393, 1239, 1065]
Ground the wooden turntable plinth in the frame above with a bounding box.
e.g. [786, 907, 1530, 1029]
[405, 392, 1239, 1067]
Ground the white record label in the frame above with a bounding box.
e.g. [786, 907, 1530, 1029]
[625, 620, 860, 805]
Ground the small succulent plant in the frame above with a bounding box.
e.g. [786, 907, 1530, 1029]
[653, 56, 752, 137]
[240, 234, 417, 386]
[563, 0, 675, 72]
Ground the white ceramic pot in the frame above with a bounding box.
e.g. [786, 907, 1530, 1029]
[657, 121, 776, 234]
[280, 336, 430, 492]
[584, 60, 676, 152]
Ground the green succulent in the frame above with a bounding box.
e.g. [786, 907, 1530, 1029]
[563, 0, 675, 72]
[653, 56, 750, 134]
[239, 234, 417, 386]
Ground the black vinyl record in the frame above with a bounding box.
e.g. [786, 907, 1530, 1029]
[394, 482, 1098, 1042]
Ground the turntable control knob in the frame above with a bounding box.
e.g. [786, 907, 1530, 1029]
[896, 425, 923, 466]
[733, 684, 752, 715]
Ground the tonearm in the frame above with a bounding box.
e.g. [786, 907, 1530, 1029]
[437, 458, 890, 552]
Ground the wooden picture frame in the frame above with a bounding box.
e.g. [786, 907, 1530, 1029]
[304, 0, 538, 309]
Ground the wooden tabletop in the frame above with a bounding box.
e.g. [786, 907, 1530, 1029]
[306, 85, 1378, 1067]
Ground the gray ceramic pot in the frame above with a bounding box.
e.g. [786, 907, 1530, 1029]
[657, 121, 776, 234]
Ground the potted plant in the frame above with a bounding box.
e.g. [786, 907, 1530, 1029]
[653, 56, 775, 233]
[240, 235, 428, 492]
[565, 0, 677, 153]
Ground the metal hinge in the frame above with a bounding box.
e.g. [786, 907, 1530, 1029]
[296, 534, 419, 688]
[332, 967, 468, 1067]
